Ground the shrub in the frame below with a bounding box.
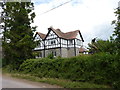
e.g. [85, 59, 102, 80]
[19, 53, 120, 89]
[47, 53, 54, 59]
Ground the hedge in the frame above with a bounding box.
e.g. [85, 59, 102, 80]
[19, 53, 120, 89]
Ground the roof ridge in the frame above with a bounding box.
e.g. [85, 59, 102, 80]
[64, 30, 79, 34]
[37, 32, 46, 35]
[36, 32, 46, 39]
[35, 27, 83, 41]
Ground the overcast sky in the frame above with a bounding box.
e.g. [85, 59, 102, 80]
[32, 0, 119, 47]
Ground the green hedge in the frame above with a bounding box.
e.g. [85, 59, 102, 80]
[19, 53, 120, 89]
[0, 58, 2, 68]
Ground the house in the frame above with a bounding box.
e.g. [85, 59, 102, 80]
[34, 27, 84, 58]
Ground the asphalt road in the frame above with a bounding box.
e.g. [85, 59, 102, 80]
[1, 74, 61, 88]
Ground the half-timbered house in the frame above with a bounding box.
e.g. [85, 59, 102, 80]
[34, 27, 84, 58]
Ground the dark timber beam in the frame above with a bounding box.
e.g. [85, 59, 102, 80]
[60, 38, 62, 57]
[43, 41, 45, 57]
[74, 39, 76, 56]
[67, 40, 68, 48]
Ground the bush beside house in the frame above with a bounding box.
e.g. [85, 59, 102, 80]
[19, 53, 120, 89]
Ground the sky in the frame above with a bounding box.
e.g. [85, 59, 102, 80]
[32, 0, 119, 47]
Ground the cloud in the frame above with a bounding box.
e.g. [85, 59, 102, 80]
[32, 0, 119, 46]
[32, 0, 53, 5]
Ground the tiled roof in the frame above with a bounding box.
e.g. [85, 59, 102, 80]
[36, 32, 46, 40]
[63, 30, 80, 39]
[36, 27, 84, 41]
[79, 47, 87, 53]
[49, 27, 79, 39]
[51, 28, 64, 38]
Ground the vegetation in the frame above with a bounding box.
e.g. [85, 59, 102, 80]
[47, 53, 54, 59]
[112, 7, 120, 55]
[2, 68, 109, 88]
[88, 39, 115, 54]
[2, 2, 36, 69]
[1, 1, 120, 89]
[17, 53, 119, 89]
[0, 58, 2, 68]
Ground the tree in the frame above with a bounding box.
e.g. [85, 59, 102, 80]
[2, 2, 37, 69]
[112, 7, 120, 54]
[88, 39, 115, 54]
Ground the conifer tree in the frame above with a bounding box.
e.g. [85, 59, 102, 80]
[112, 7, 120, 54]
[2, 2, 36, 69]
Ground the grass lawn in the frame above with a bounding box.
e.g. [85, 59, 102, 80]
[2, 69, 111, 88]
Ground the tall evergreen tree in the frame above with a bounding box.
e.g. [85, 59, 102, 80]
[112, 7, 120, 54]
[2, 2, 36, 69]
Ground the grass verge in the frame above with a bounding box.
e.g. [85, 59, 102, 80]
[2, 70, 110, 88]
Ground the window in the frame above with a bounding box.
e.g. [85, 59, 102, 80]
[36, 52, 42, 58]
[53, 40, 55, 44]
[69, 40, 73, 44]
[52, 51, 56, 57]
[51, 40, 55, 45]
[54, 51, 56, 56]
[39, 52, 42, 57]
[51, 41, 53, 44]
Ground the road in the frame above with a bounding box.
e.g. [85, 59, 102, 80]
[1, 74, 61, 88]
[0, 71, 1, 89]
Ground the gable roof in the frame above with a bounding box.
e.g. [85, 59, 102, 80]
[63, 30, 80, 39]
[36, 32, 46, 40]
[35, 27, 84, 42]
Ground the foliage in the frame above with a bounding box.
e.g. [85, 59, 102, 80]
[88, 39, 115, 54]
[2, 2, 36, 69]
[10, 73, 109, 88]
[112, 7, 120, 54]
[0, 59, 2, 68]
[47, 53, 54, 59]
[19, 53, 120, 89]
